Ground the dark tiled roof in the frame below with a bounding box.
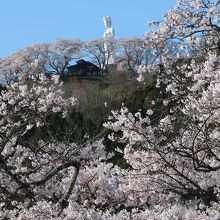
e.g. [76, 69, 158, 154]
[67, 59, 100, 73]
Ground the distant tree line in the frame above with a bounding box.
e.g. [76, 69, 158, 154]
[0, 37, 177, 86]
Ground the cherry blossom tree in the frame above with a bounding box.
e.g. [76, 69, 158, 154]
[0, 73, 79, 212]
[116, 37, 145, 74]
[145, 0, 220, 58]
[1, 1, 220, 219]
[0, 40, 83, 85]
[84, 38, 118, 73]
[103, 53, 220, 220]
[45, 39, 83, 75]
[101, 1, 220, 218]
[0, 44, 47, 85]
[0, 56, 18, 86]
[83, 39, 106, 72]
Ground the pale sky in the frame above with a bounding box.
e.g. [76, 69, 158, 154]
[0, 0, 176, 56]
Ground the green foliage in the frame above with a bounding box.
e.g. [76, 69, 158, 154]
[180, 187, 218, 206]
[21, 110, 98, 147]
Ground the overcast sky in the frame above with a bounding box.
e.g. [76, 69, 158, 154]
[0, 0, 176, 56]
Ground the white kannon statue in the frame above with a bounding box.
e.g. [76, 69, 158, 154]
[103, 16, 114, 65]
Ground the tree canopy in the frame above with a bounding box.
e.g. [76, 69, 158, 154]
[0, 0, 220, 219]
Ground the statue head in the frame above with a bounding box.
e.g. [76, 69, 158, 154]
[103, 16, 111, 28]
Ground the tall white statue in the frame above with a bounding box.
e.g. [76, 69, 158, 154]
[103, 16, 114, 65]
